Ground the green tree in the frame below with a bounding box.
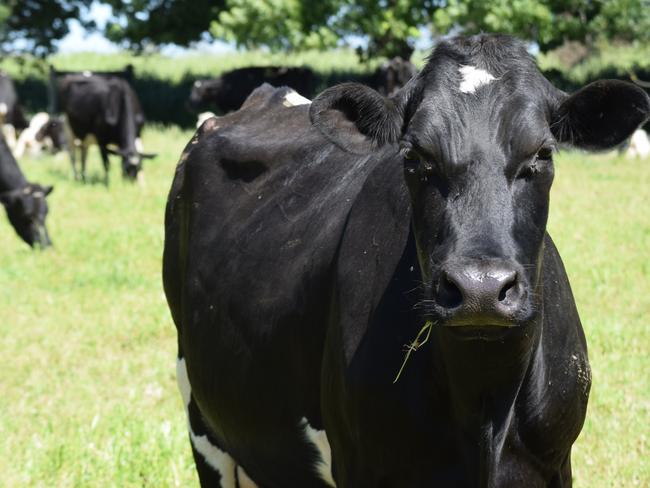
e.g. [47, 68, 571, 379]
[212, 0, 437, 60]
[432, 0, 650, 52]
[0, 0, 92, 56]
[103, 0, 225, 49]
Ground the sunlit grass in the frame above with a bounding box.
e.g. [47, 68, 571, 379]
[0, 127, 647, 486]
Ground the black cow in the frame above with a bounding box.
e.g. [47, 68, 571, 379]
[163, 35, 650, 487]
[58, 74, 154, 184]
[369, 56, 418, 96]
[0, 132, 53, 248]
[189, 66, 315, 113]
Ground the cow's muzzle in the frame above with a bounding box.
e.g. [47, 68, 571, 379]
[434, 259, 527, 337]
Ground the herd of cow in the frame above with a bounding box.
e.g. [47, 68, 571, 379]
[2, 33, 650, 487]
[0, 57, 415, 249]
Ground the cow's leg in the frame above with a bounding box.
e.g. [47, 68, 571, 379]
[177, 357, 257, 488]
[80, 141, 89, 183]
[99, 146, 110, 186]
[68, 143, 79, 180]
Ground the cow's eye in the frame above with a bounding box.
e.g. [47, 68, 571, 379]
[517, 146, 554, 180]
[536, 146, 554, 161]
[402, 148, 419, 162]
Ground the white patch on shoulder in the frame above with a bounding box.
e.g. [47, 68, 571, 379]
[176, 358, 238, 488]
[283, 91, 311, 107]
[458, 65, 496, 94]
[300, 418, 336, 487]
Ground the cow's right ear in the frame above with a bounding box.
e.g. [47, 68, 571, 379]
[310, 83, 403, 154]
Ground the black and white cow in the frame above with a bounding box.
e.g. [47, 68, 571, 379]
[189, 66, 315, 113]
[0, 71, 28, 153]
[58, 74, 154, 184]
[163, 35, 650, 487]
[14, 112, 67, 158]
[0, 132, 53, 248]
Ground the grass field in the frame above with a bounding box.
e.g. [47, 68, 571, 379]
[0, 125, 648, 486]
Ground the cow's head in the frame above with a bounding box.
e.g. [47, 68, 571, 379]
[189, 79, 221, 110]
[311, 35, 650, 341]
[0, 184, 53, 249]
[106, 148, 156, 181]
[35, 116, 68, 153]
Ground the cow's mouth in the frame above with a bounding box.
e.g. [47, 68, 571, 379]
[443, 323, 520, 342]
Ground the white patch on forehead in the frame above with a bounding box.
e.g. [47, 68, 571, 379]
[0, 103, 7, 115]
[300, 418, 336, 486]
[283, 91, 311, 107]
[176, 358, 238, 487]
[458, 65, 496, 94]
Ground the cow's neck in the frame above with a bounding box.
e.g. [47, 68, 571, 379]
[0, 136, 28, 192]
[434, 314, 544, 486]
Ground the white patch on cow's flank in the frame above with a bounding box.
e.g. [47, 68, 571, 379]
[300, 417, 336, 487]
[176, 358, 238, 487]
[283, 91, 311, 107]
[458, 65, 496, 94]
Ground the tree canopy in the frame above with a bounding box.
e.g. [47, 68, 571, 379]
[0, 0, 92, 56]
[1, 0, 649, 59]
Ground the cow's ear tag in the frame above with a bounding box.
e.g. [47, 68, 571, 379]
[310, 83, 402, 155]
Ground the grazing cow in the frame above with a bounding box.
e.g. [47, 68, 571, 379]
[0, 132, 53, 248]
[369, 56, 418, 96]
[163, 35, 650, 487]
[14, 112, 67, 158]
[58, 74, 154, 184]
[189, 66, 315, 113]
[0, 71, 28, 153]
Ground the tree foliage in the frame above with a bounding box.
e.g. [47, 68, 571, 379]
[1, 0, 649, 60]
[432, 0, 650, 52]
[103, 0, 225, 49]
[0, 0, 92, 56]
[212, 0, 437, 60]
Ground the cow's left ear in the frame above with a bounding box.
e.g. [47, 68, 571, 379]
[310, 83, 403, 154]
[551, 80, 650, 150]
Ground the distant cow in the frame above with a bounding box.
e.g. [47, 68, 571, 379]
[0, 71, 28, 153]
[0, 132, 53, 248]
[164, 35, 650, 486]
[369, 56, 418, 96]
[58, 74, 154, 184]
[14, 112, 67, 158]
[189, 66, 315, 113]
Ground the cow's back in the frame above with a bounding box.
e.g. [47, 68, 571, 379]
[163, 85, 391, 485]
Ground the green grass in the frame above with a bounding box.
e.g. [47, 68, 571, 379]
[0, 127, 648, 486]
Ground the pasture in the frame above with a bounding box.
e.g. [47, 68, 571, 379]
[0, 125, 648, 486]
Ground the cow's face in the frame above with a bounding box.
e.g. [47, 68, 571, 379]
[189, 79, 221, 109]
[311, 35, 650, 340]
[0, 184, 53, 249]
[106, 148, 156, 181]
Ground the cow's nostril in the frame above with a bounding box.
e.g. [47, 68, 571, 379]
[437, 273, 463, 309]
[498, 276, 517, 302]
